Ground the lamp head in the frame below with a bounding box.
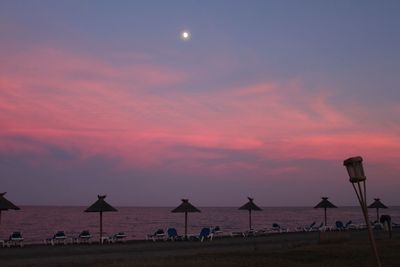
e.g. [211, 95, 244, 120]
[343, 156, 366, 183]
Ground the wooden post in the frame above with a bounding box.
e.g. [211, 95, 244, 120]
[376, 208, 379, 222]
[249, 210, 252, 230]
[353, 182, 381, 267]
[184, 212, 188, 238]
[363, 203, 381, 267]
[100, 211, 103, 244]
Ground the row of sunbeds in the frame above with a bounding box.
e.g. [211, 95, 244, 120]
[299, 220, 400, 232]
[3, 221, 398, 248]
[144, 220, 382, 242]
[146, 226, 222, 242]
[237, 220, 400, 237]
[0, 230, 128, 248]
[45, 231, 128, 245]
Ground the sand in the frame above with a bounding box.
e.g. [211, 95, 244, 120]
[0, 229, 399, 267]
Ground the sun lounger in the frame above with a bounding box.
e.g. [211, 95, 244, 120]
[337, 221, 360, 231]
[7, 232, 24, 247]
[298, 221, 316, 232]
[343, 220, 358, 230]
[199, 227, 213, 241]
[244, 229, 256, 237]
[392, 222, 400, 229]
[373, 222, 384, 230]
[146, 229, 166, 241]
[230, 228, 264, 237]
[211, 226, 223, 238]
[45, 231, 67, 245]
[230, 231, 245, 237]
[319, 225, 332, 232]
[347, 224, 358, 230]
[271, 223, 280, 232]
[75, 230, 91, 244]
[271, 223, 289, 233]
[356, 223, 367, 230]
[167, 228, 182, 241]
[306, 221, 316, 231]
[245, 228, 267, 237]
[110, 232, 127, 243]
[190, 227, 213, 242]
[335, 221, 346, 231]
[311, 222, 323, 231]
[100, 235, 111, 244]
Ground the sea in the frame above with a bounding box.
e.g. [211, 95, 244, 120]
[1, 206, 399, 244]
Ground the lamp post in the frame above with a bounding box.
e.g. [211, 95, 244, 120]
[343, 156, 381, 267]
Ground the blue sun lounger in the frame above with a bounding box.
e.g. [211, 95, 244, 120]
[167, 228, 182, 241]
[191, 227, 213, 242]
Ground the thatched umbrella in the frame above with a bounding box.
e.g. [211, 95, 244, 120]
[239, 197, 262, 230]
[85, 195, 117, 243]
[314, 197, 337, 226]
[171, 199, 200, 238]
[0, 192, 20, 224]
[368, 198, 388, 222]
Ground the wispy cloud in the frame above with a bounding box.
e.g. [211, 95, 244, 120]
[1, 47, 400, 177]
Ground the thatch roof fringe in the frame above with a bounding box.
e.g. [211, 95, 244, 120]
[171, 199, 200, 213]
[314, 197, 337, 209]
[368, 198, 388, 209]
[85, 195, 117, 212]
[238, 197, 262, 211]
[0, 192, 20, 211]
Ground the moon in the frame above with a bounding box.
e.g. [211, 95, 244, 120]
[181, 31, 190, 41]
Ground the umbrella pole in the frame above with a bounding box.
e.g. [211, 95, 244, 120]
[249, 210, 252, 230]
[376, 208, 379, 222]
[0, 210, 2, 225]
[324, 207, 327, 226]
[100, 211, 103, 244]
[184, 212, 188, 239]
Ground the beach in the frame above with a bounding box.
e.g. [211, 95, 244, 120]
[1, 229, 399, 267]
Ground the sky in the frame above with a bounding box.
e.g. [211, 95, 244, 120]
[1, 0, 400, 207]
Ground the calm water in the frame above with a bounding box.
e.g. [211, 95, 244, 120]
[1, 206, 399, 244]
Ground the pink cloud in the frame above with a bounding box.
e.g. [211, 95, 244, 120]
[1, 47, 400, 175]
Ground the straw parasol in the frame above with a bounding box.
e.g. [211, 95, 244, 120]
[314, 197, 337, 226]
[239, 197, 262, 230]
[85, 195, 117, 243]
[0, 192, 20, 224]
[171, 199, 200, 238]
[368, 198, 388, 222]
